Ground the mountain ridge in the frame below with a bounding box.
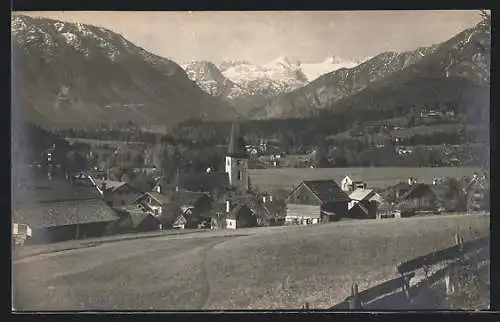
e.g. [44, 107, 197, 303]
[11, 14, 238, 128]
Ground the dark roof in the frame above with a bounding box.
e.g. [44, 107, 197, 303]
[349, 202, 369, 216]
[227, 122, 248, 158]
[399, 183, 437, 200]
[302, 180, 350, 203]
[13, 171, 102, 207]
[14, 199, 118, 229]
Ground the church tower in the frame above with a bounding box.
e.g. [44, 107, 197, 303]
[225, 121, 249, 191]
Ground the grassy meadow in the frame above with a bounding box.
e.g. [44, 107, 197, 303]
[13, 213, 489, 310]
[249, 167, 485, 191]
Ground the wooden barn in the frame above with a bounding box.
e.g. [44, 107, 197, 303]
[285, 180, 350, 224]
[348, 188, 384, 219]
[394, 183, 441, 216]
[13, 168, 119, 245]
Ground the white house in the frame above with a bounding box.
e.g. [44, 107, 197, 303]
[341, 176, 367, 192]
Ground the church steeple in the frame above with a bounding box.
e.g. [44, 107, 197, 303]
[227, 121, 248, 158]
[225, 120, 249, 191]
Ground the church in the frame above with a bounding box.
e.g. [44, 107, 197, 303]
[152, 121, 250, 200]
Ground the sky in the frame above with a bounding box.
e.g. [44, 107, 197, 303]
[16, 10, 484, 65]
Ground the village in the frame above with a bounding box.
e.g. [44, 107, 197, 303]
[11, 121, 490, 246]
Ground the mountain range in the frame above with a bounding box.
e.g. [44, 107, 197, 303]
[11, 14, 237, 128]
[182, 56, 364, 115]
[11, 13, 490, 129]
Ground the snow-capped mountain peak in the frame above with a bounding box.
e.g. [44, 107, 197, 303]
[300, 56, 361, 81]
[322, 55, 351, 65]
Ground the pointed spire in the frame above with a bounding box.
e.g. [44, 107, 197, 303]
[227, 121, 247, 158]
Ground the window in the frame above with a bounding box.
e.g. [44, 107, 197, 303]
[236, 160, 241, 166]
[237, 171, 242, 180]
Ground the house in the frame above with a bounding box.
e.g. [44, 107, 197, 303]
[135, 191, 172, 216]
[13, 168, 119, 245]
[347, 202, 371, 219]
[12, 223, 32, 246]
[285, 180, 350, 224]
[113, 205, 163, 233]
[393, 177, 419, 199]
[465, 174, 490, 213]
[393, 183, 441, 216]
[341, 176, 367, 193]
[348, 188, 385, 219]
[175, 191, 213, 229]
[225, 203, 258, 229]
[376, 202, 395, 219]
[93, 179, 144, 208]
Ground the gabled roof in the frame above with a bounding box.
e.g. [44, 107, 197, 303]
[467, 176, 490, 191]
[349, 188, 375, 202]
[93, 179, 127, 192]
[399, 183, 437, 201]
[300, 180, 350, 203]
[14, 199, 118, 229]
[348, 202, 369, 216]
[13, 171, 103, 207]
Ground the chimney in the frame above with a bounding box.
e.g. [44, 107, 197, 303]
[226, 200, 231, 213]
[156, 184, 161, 194]
[101, 182, 107, 192]
[408, 177, 413, 185]
[269, 195, 273, 202]
[433, 178, 438, 186]
[263, 196, 267, 203]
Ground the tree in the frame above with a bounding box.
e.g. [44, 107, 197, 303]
[479, 10, 491, 29]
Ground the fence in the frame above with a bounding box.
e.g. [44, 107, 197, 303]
[324, 233, 489, 310]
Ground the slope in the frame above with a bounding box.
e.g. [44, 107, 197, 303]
[11, 14, 237, 129]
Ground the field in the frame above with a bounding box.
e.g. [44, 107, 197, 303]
[249, 166, 484, 191]
[13, 213, 489, 310]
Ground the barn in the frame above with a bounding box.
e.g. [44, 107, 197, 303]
[285, 180, 350, 224]
[13, 168, 119, 245]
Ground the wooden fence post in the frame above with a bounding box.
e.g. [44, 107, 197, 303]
[348, 281, 361, 309]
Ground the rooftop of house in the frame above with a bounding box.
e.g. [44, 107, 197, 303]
[13, 169, 102, 207]
[349, 202, 369, 216]
[13, 198, 118, 229]
[301, 180, 350, 203]
[93, 179, 127, 192]
[399, 183, 437, 201]
[349, 188, 375, 202]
